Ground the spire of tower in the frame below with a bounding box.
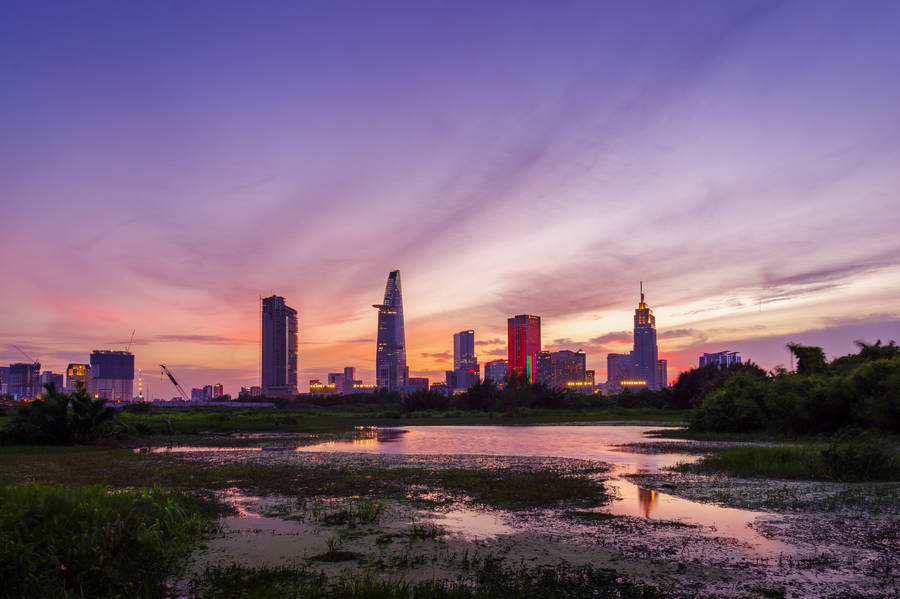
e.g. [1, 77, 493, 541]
[640, 280, 644, 304]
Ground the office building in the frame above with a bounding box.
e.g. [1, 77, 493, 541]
[453, 330, 477, 371]
[0, 366, 8, 395]
[605, 284, 665, 390]
[699, 351, 742, 368]
[508, 315, 541, 382]
[7, 362, 40, 400]
[632, 283, 659, 389]
[261, 295, 299, 397]
[536, 350, 587, 389]
[483, 359, 508, 383]
[212, 383, 224, 398]
[88, 350, 134, 402]
[65, 363, 91, 393]
[373, 270, 408, 390]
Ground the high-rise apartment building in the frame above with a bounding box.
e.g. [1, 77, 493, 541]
[261, 295, 299, 397]
[508, 315, 541, 382]
[7, 362, 40, 400]
[699, 351, 741, 368]
[374, 270, 408, 391]
[38, 371, 64, 394]
[65, 363, 91, 393]
[483, 359, 508, 383]
[656, 360, 668, 389]
[88, 351, 134, 402]
[0, 366, 8, 395]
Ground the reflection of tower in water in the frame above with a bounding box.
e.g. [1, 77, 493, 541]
[638, 487, 658, 517]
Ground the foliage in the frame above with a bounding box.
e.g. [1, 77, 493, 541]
[5, 383, 118, 444]
[0, 483, 213, 598]
[690, 339, 900, 434]
[677, 433, 899, 481]
[663, 361, 768, 410]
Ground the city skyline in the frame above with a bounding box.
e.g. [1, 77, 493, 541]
[2, 2, 900, 395]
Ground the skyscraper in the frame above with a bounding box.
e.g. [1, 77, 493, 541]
[7, 362, 40, 400]
[374, 270, 408, 391]
[261, 295, 299, 397]
[508, 314, 541, 382]
[632, 282, 659, 389]
[483, 359, 508, 383]
[605, 284, 665, 390]
[65, 363, 91, 393]
[453, 330, 476, 371]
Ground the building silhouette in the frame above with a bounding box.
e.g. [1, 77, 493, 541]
[447, 330, 479, 391]
[373, 270, 408, 391]
[508, 315, 541, 382]
[88, 351, 134, 402]
[261, 295, 299, 397]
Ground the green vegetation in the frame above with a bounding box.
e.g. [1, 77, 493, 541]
[676, 433, 900, 481]
[0, 483, 216, 598]
[189, 561, 672, 599]
[3, 383, 117, 444]
[691, 340, 900, 434]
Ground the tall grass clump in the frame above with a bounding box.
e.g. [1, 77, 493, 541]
[0, 483, 214, 598]
[678, 433, 899, 481]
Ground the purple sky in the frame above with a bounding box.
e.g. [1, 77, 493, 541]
[2, 1, 899, 396]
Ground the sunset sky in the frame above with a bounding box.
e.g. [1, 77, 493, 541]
[2, 1, 900, 396]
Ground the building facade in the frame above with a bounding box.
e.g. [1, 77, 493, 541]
[605, 285, 666, 390]
[536, 350, 587, 389]
[483, 359, 508, 383]
[38, 371, 64, 394]
[65, 363, 91, 393]
[88, 350, 134, 402]
[507, 315, 541, 382]
[261, 295, 299, 397]
[7, 362, 40, 400]
[699, 351, 742, 368]
[374, 270, 408, 391]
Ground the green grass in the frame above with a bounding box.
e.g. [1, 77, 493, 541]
[0, 446, 608, 510]
[676, 441, 900, 482]
[116, 406, 689, 437]
[0, 483, 217, 598]
[188, 561, 674, 598]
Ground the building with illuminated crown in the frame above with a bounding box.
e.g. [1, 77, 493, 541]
[605, 284, 667, 390]
[374, 270, 408, 391]
[66, 363, 91, 393]
[508, 315, 541, 382]
[261, 295, 299, 397]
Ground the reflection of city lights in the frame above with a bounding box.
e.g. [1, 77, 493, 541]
[638, 487, 658, 517]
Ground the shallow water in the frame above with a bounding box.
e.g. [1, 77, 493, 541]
[294, 425, 786, 556]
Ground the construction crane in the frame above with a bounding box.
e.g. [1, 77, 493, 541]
[160, 364, 190, 402]
[13, 344, 39, 364]
[125, 330, 135, 352]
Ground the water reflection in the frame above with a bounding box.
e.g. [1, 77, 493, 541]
[638, 487, 658, 517]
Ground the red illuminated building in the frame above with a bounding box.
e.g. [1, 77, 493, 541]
[507, 314, 541, 382]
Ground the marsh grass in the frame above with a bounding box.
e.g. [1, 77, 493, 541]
[188, 561, 673, 598]
[0, 483, 216, 598]
[676, 439, 900, 482]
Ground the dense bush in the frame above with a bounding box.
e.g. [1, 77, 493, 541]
[0, 483, 213, 598]
[690, 340, 900, 434]
[5, 383, 118, 444]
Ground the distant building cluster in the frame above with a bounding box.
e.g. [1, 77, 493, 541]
[191, 384, 225, 402]
[1, 350, 136, 402]
[699, 351, 741, 368]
